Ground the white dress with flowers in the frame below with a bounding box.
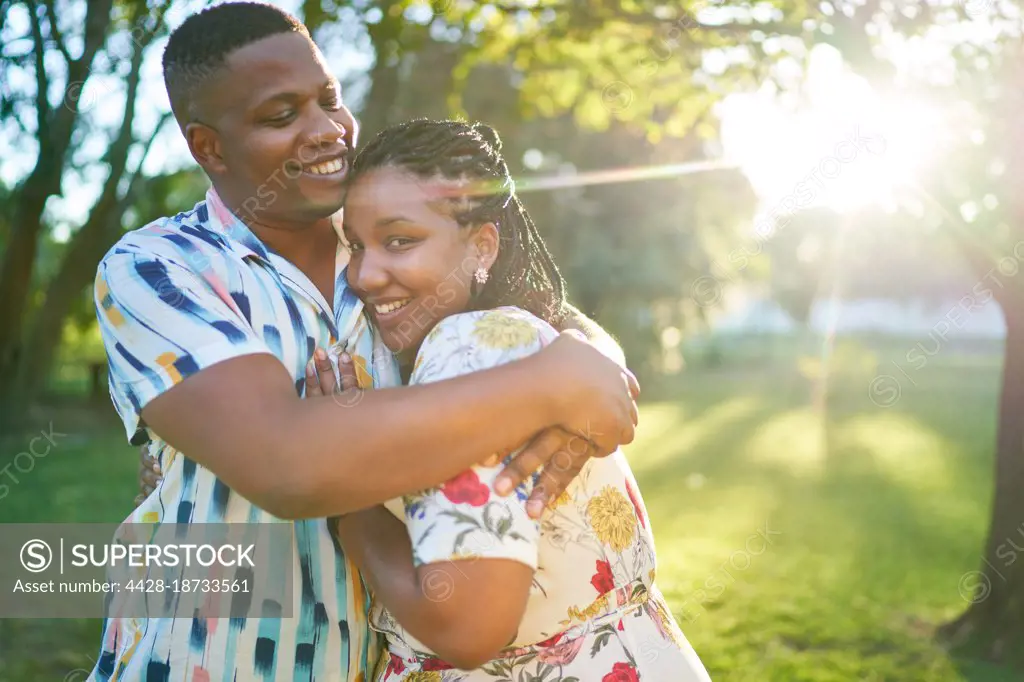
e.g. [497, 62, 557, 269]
[369, 307, 711, 682]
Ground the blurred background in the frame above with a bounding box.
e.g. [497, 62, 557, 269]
[1, 0, 1022, 679]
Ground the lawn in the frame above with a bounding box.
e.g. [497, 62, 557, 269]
[0, 337, 1017, 681]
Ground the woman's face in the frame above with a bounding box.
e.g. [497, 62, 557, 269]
[343, 166, 498, 365]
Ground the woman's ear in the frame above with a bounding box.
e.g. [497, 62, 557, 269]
[473, 222, 500, 272]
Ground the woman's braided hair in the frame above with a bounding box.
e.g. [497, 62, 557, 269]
[348, 118, 567, 326]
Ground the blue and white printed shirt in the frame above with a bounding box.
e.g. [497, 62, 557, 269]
[90, 187, 399, 682]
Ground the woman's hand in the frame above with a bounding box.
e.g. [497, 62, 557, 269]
[135, 446, 162, 507]
[133, 347, 359, 510]
[304, 348, 361, 398]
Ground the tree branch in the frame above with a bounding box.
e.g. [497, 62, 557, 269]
[0, 0, 10, 37]
[37, 0, 113, 198]
[491, 3, 806, 38]
[43, 0, 70, 64]
[116, 112, 172, 214]
[91, 5, 159, 215]
[26, 0, 50, 143]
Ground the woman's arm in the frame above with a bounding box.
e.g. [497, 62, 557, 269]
[336, 507, 533, 670]
[335, 310, 558, 669]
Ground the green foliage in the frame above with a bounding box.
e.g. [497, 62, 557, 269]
[16, 0, 1023, 385]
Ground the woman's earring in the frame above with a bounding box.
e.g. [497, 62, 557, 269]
[471, 267, 489, 298]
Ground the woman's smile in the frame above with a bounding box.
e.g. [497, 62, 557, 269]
[372, 298, 413, 316]
[369, 297, 417, 333]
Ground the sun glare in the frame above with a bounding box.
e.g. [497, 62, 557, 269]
[719, 45, 949, 217]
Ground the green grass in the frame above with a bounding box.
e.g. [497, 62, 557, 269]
[0, 341, 1018, 681]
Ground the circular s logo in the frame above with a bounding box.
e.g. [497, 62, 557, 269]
[20, 539, 53, 573]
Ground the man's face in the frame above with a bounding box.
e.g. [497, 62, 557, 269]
[190, 31, 357, 227]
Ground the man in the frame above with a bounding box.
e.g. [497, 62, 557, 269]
[89, 3, 639, 680]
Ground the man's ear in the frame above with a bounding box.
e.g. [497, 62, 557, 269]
[185, 122, 226, 175]
[473, 221, 500, 271]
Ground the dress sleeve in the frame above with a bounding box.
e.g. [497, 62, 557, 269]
[401, 307, 559, 570]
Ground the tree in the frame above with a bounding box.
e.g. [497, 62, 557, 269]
[429, 0, 1024, 659]
[763, 208, 841, 329]
[281, 0, 759, 372]
[0, 0, 172, 430]
[0, 0, 757, 416]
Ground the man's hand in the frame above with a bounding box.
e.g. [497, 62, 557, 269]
[496, 330, 640, 517]
[494, 426, 599, 518]
[542, 330, 640, 451]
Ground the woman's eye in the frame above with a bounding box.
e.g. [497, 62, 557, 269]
[322, 98, 343, 111]
[347, 241, 364, 253]
[386, 237, 416, 249]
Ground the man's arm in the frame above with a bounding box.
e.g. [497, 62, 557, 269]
[557, 302, 626, 367]
[141, 344, 623, 519]
[101, 251, 638, 521]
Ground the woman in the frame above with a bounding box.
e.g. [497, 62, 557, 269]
[305, 119, 712, 681]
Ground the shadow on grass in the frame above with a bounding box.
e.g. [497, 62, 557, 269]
[629, 362, 1019, 681]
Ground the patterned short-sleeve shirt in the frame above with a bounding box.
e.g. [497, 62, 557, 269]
[89, 187, 400, 682]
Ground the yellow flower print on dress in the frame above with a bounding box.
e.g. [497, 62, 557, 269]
[547, 488, 572, 511]
[405, 672, 443, 682]
[561, 593, 611, 627]
[586, 486, 638, 552]
[351, 353, 374, 388]
[471, 311, 538, 350]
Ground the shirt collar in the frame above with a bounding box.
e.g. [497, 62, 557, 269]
[202, 186, 355, 332]
[202, 187, 275, 264]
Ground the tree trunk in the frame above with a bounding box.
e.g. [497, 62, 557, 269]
[9, 34, 161, 408]
[0, 179, 50, 429]
[358, 40, 402, 141]
[0, 0, 115, 432]
[13, 218, 121, 405]
[939, 294, 1024, 662]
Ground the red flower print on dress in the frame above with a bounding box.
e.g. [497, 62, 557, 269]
[603, 662, 640, 682]
[625, 478, 647, 530]
[535, 632, 565, 648]
[421, 657, 455, 670]
[536, 633, 585, 666]
[591, 559, 615, 594]
[383, 653, 405, 679]
[440, 469, 491, 506]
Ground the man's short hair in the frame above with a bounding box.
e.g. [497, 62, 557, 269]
[162, 2, 309, 125]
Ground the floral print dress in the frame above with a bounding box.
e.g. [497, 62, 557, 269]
[368, 307, 711, 682]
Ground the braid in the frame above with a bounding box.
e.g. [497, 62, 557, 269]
[349, 118, 567, 325]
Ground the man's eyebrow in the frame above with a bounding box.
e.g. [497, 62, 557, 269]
[253, 80, 340, 106]
[375, 216, 415, 227]
[252, 91, 301, 107]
